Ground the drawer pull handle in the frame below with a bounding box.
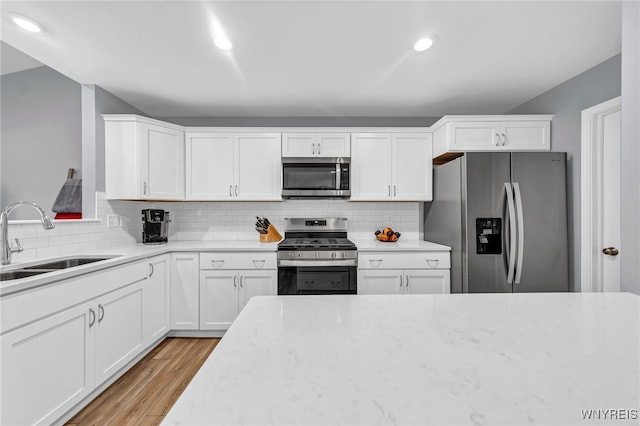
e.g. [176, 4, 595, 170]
[211, 259, 224, 267]
[98, 304, 105, 323]
[425, 259, 439, 267]
[252, 259, 266, 268]
[89, 308, 96, 328]
[369, 259, 383, 268]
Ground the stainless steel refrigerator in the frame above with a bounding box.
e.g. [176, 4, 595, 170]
[424, 152, 568, 293]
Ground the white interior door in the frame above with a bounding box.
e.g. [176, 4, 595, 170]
[601, 110, 621, 291]
[581, 97, 621, 292]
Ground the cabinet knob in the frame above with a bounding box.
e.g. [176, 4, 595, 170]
[602, 247, 619, 256]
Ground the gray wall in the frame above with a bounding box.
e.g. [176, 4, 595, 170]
[621, 2, 640, 295]
[94, 86, 146, 192]
[508, 54, 622, 292]
[1, 66, 82, 219]
[159, 116, 439, 127]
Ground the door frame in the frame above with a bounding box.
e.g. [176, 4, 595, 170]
[580, 96, 621, 292]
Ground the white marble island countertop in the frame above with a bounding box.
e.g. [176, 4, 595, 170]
[163, 293, 639, 426]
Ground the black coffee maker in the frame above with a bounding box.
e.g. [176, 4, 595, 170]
[142, 209, 170, 245]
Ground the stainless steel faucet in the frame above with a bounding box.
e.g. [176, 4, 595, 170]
[1, 201, 55, 265]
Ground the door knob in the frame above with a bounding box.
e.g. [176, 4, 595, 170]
[602, 247, 619, 256]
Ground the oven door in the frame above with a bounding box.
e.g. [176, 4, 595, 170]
[278, 264, 357, 295]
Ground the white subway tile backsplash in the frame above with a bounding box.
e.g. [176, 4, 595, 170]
[3, 193, 422, 263]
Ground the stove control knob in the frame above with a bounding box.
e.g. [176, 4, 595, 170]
[315, 252, 320, 259]
[342, 252, 346, 258]
[298, 253, 302, 259]
[289, 252, 294, 259]
[331, 252, 337, 258]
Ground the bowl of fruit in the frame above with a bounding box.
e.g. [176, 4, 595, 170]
[374, 227, 401, 242]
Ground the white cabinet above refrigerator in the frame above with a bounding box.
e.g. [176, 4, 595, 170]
[431, 115, 553, 165]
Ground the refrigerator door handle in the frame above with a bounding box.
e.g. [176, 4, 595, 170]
[513, 182, 525, 284]
[504, 183, 517, 284]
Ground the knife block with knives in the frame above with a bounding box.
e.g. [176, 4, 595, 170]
[255, 216, 282, 242]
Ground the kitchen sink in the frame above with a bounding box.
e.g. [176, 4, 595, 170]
[0, 269, 51, 281]
[1, 256, 119, 281]
[21, 257, 115, 270]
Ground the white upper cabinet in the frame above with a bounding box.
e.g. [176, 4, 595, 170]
[186, 133, 235, 200]
[104, 115, 185, 200]
[351, 132, 432, 201]
[186, 132, 282, 201]
[392, 134, 433, 201]
[235, 133, 282, 200]
[431, 115, 552, 164]
[282, 132, 350, 157]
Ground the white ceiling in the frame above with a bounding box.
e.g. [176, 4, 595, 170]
[0, 1, 621, 117]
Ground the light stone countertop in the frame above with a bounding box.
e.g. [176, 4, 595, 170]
[0, 239, 448, 296]
[352, 238, 451, 251]
[163, 293, 640, 426]
[0, 240, 280, 296]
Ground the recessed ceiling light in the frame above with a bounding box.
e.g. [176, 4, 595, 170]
[11, 13, 44, 33]
[414, 36, 437, 52]
[213, 36, 232, 51]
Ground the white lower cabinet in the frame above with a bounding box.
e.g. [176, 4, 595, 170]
[170, 253, 200, 330]
[142, 255, 170, 346]
[1, 301, 95, 426]
[199, 252, 277, 331]
[357, 251, 451, 295]
[94, 283, 144, 384]
[199, 269, 277, 330]
[0, 259, 156, 425]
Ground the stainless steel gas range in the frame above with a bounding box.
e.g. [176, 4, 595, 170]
[277, 218, 357, 295]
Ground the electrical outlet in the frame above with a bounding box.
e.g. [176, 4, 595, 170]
[107, 215, 121, 227]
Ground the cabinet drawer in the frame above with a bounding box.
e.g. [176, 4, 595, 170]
[358, 251, 450, 270]
[200, 252, 277, 270]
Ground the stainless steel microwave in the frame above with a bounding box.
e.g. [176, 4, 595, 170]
[282, 157, 350, 199]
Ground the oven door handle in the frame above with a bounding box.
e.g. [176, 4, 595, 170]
[278, 259, 358, 267]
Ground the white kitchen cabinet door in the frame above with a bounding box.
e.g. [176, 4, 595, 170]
[449, 122, 501, 150]
[392, 133, 432, 201]
[282, 133, 317, 157]
[94, 283, 144, 384]
[139, 122, 185, 200]
[501, 121, 550, 150]
[0, 301, 95, 426]
[235, 133, 282, 200]
[239, 270, 277, 313]
[104, 115, 185, 200]
[143, 255, 170, 345]
[200, 271, 238, 330]
[186, 133, 235, 200]
[404, 270, 451, 295]
[357, 269, 402, 295]
[351, 133, 392, 200]
[316, 133, 350, 157]
[170, 253, 200, 330]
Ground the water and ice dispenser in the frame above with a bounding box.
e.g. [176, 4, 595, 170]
[475, 218, 502, 254]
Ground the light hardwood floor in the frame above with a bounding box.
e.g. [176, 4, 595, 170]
[66, 337, 220, 426]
